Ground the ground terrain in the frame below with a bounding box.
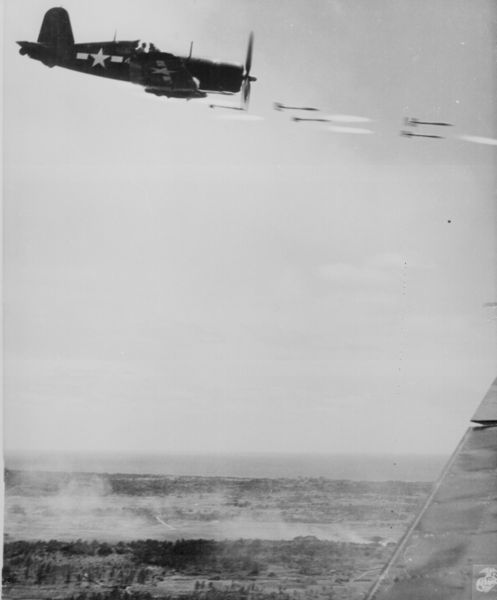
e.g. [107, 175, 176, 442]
[3, 469, 431, 600]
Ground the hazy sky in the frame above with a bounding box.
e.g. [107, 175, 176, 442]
[3, 0, 497, 456]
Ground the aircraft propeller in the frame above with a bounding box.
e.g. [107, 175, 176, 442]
[241, 32, 256, 109]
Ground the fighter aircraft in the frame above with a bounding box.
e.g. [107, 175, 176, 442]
[400, 130, 444, 139]
[404, 117, 453, 127]
[17, 7, 256, 107]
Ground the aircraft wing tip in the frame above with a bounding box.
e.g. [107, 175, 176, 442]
[470, 377, 497, 424]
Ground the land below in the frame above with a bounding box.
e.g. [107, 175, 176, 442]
[3, 469, 431, 600]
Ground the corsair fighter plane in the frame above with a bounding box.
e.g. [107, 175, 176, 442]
[18, 7, 256, 106]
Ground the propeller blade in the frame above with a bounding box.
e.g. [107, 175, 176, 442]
[245, 32, 254, 76]
[242, 79, 251, 108]
[240, 32, 254, 110]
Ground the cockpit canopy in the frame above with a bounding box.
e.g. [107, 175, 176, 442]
[135, 41, 160, 54]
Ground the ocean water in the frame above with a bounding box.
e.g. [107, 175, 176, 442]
[4, 451, 447, 481]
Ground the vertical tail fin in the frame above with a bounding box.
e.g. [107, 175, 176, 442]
[37, 7, 74, 57]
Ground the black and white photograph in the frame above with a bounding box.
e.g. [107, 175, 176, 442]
[3, 2, 497, 599]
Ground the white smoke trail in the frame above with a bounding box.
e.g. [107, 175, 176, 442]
[457, 134, 497, 146]
[215, 114, 264, 121]
[323, 114, 373, 123]
[326, 125, 374, 134]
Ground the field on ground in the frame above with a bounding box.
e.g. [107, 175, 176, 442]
[3, 470, 431, 600]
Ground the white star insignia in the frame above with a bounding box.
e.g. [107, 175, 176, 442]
[91, 48, 109, 68]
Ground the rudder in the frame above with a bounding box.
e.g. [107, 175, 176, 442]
[38, 7, 74, 56]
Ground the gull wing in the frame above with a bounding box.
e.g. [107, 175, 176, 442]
[366, 377, 497, 600]
[141, 53, 205, 97]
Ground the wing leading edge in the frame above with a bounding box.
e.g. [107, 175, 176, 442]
[365, 377, 497, 600]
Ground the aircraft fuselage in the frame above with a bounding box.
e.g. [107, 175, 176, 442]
[18, 39, 244, 97]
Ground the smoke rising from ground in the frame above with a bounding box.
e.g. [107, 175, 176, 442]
[5, 469, 427, 546]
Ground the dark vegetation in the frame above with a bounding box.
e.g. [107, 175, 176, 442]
[3, 537, 391, 600]
[4, 537, 390, 580]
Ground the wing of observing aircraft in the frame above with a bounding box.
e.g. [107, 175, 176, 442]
[366, 377, 497, 600]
